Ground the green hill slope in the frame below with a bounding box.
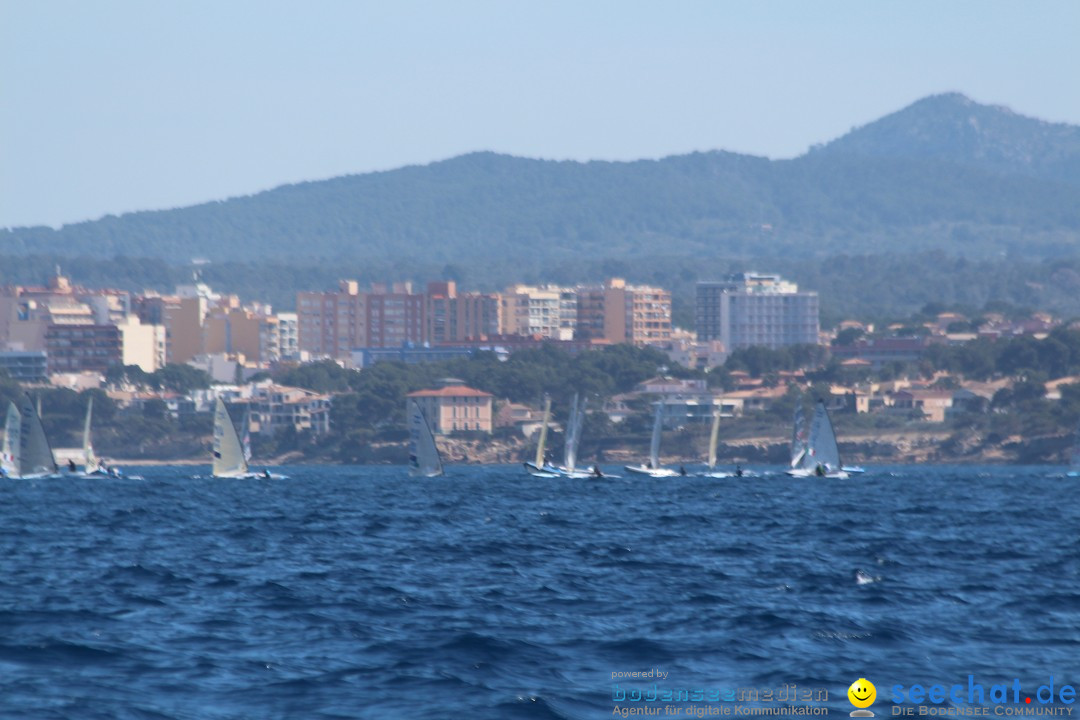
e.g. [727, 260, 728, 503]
[4, 94, 1080, 264]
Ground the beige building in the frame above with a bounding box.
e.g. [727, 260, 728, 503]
[406, 379, 494, 434]
[0, 274, 167, 374]
[204, 306, 280, 364]
[162, 296, 208, 364]
[117, 316, 166, 373]
[575, 278, 671, 346]
[501, 284, 574, 340]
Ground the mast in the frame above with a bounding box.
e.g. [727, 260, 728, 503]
[83, 396, 99, 472]
[707, 407, 721, 469]
[564, 393, 586, 473]
[648, 402, 663, 469]
[241, 403, 252, 463]
[2, 402, 20, 475]
[534, 395, 551, 467]
[790, 404, 807, 469]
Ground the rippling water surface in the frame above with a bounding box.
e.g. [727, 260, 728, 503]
[1, 465, 1078, 719]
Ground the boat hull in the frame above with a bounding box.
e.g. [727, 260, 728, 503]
[523, 462, 561, 478]
[787, 467, 848, 479]
[624, 465, 681, 478]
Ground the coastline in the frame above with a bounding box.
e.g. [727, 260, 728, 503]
[107, 428, 1065, 466]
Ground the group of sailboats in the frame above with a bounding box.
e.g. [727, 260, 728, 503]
[1, 394, 58, 479]
[622, 403, 748, 478]
[0, 394, 115, 479]
[523, 395, 560, 477]
[523, 393, 602, 478]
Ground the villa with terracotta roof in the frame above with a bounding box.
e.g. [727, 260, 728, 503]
[406, 378, 494, 434]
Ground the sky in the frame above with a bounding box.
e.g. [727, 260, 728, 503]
[2, 0, 1079, 229]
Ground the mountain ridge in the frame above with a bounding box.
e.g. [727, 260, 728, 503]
[3, 93, 1080, 264]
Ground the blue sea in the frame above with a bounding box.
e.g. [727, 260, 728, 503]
[1, 465, 1078, 719]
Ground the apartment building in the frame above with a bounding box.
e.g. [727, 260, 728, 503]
[501, 284, 574, 340]
[696, 273, 819, 350]
[575, 278, 671, 346]
[1, 272, 164, 374]
[426, 282, 502, 343]
[366, 282, 425, 348]
[297, 280, 367, 359]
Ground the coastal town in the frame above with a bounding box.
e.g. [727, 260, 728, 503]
[0, 269, 1073, 465]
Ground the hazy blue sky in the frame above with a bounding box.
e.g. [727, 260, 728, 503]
[2, 0, 1078, 229]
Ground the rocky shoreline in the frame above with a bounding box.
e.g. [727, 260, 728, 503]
[113, 430, 1071, 467]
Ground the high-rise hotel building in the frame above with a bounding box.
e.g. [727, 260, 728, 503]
[696, 273, 819, 350]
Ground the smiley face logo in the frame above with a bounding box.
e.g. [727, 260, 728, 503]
[848, 678, 876, 708]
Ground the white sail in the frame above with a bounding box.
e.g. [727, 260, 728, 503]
[707, 408, 721, 469]
[408, 399, 444, 477]
[1, 401, 19, 475]
[648, 402, 663, 469]
[18, 393, 57, 478]
[82, 396, 100, 474]
[534, 395, 552, 467]
[808, 400, 842, 472]
[212, 397, 249, 477]
[564, 393, 587, 473]
[241, 404, 253, 463]
[790, 404, 807, 469]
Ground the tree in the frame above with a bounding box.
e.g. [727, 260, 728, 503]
[153, 364, 211, 394]
[275, 360, 356, 393]
[833, 327, 865, 346]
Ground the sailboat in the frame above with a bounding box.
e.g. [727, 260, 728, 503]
[241, 403, 253, 466]
[212, 398, 285, 479]
[524, 395, 560, 477]
[791, 400, 848, 479]
[408, 399, 444, 477]
[82, 396, 101, 475]
[15, 393, 59, 479]
[625, 402, 680, 477]
[68, 396, 140, 479]
[1, 401, 19, 477]
[699, 408, 729, 478]
[556, 393, 595, 478]
[785, 404, 814, 478]
[790, 404, 807, 471]
[699, 407, 747, 478]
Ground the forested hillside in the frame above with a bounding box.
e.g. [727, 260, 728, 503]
[4, 95, 1080, 266]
